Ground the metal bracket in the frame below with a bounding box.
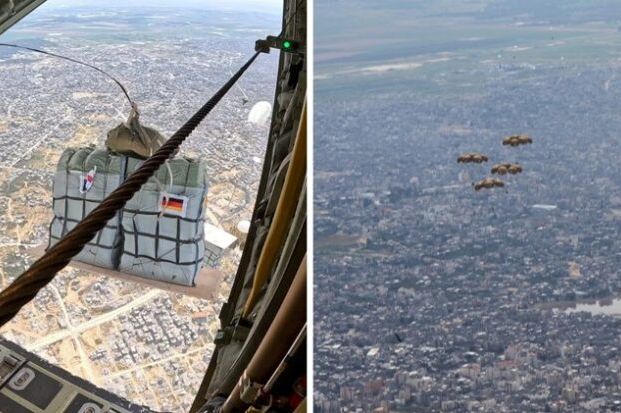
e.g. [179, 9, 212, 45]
[239, 371, 264, 404]
[218, 301, 232, 323]
[256, 35, 304, 55]
[214, 316, 252, 346]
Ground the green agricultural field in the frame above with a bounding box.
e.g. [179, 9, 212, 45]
[316, 13, 621, 99]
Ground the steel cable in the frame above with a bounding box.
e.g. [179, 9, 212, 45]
[0, 51, 261, 328]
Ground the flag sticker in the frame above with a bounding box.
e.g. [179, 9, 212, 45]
[79, 166, 97, 193]
[159, 193, 189, 217]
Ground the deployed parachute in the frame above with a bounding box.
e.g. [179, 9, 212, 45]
[458, 170, 471, 183]
[248, 101, 272, 126]
[474, 177, 505, 191]
[491, 163, 522, 175]
[503, 134, 533, 147]
[457, 153, 489, 163]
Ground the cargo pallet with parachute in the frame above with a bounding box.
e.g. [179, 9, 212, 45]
[48, 106, 214, 287]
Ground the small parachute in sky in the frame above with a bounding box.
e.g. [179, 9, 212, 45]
[503, 134, 533, 147]
[458, 170, 471, 183]
[491, 163, 522, 175]
[248, 101, 272, 126]
[457, 153, 489, 163]
[474, 177, 505, 191]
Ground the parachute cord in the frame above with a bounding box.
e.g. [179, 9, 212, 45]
[0, 51, 261, 328]
[165, 161, 174, 193]
[154, 161, 174, 218]
[0, 42, 134, 107]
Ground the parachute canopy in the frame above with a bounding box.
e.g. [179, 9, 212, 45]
[491, 163, 523, 175]
[237, 219, 251, 235]
[503, 134, 533, 147]
[457, 153, 488, 163]
[474, 177, 505, 191]
[248, 101, 272, 126]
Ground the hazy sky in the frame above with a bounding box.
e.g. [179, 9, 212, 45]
[47, 0, 283, 14]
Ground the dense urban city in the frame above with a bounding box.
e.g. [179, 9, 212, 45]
[315, 1, 621, 411]
[0, 4, 278, 412]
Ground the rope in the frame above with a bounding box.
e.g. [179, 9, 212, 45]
[0, 51, 261, 328]
[0, 42, 134, 106]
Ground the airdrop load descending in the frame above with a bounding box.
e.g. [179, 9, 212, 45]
[503, 134, 532, 147]
[473, 177, 505, 191]
[457, 153, 489, 163]
[48, 117, 208, 286]
[491, 163, 523, 175]
[457, 132, 535, 191]
[0, 42, 219, 287]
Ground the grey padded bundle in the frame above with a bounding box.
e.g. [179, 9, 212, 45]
[119, 156, 207, 286]
[49, 148, 125, 268]
[48, 146, 208, 286]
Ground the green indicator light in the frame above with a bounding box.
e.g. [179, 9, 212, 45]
[283, 40, 292, 49]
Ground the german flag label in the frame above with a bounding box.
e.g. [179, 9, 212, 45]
[159, 193, 189, 217]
